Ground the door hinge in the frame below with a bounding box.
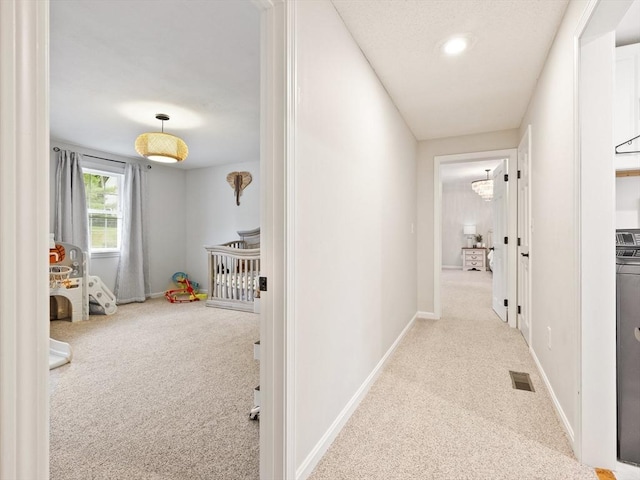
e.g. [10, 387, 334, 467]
[517, 170, 521, 179]
[259, 277, 268, 292]
[504, 173, 509, 182]
[517, 237, 521, 246]
[504, 236, 508, 245]
[504, 299, 508, 307]
[517, 305, 522, 314]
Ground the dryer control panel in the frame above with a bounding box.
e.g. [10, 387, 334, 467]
[616, 229, 640, 259]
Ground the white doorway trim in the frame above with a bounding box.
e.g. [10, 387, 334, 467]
[256, 0, 295, 478]
[434, 149, 518, 326]
[0, 0, 50, 477]
[574, 0, 633, 468]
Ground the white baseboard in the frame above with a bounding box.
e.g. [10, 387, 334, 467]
[296, 313, 418, 480]
[442, 265, 462, 270]
[530, 347, 574, 443]
[416, 311, 439, 320]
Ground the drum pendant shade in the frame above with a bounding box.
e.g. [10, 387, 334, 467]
[135, 114, 188, 163]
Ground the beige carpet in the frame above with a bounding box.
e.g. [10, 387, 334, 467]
[308, 269, 598, 480]
[49, 298, 259, 480]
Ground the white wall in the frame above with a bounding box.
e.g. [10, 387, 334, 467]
[293, 0, 417, 475]
[184, 161, 260, 290]
[417, 129, 519, 312]
[518, 0, 590, 457]
[145, 162, 189, 295]
[50, 141, 187, 296]
[616, 176, 640, 228]
[442, 181, 492, 267]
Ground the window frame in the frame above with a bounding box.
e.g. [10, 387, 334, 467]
[82, 167, 124, 257]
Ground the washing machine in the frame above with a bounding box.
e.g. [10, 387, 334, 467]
[616, 228, 640, 465]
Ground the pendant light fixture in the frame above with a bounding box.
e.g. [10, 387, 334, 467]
[471, 169, 493, 201]
[135, 113, 188, 163]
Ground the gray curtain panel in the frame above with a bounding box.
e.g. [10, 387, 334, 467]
[54, 149, 89, 253]
[114, 163, 149, 304]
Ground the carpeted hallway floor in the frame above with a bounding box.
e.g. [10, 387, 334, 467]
[49, 298, 260, 480]
[50, 272, 613, 479]
[308, 269, 598, 480]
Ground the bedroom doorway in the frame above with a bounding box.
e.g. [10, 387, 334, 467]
[45, 2, 278, 478]
[0, 0, 291, 476]
[434, 148, 518, 328]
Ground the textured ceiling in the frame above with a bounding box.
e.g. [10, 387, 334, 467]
[50, 0, 260, 170]
[331, 0, 569, 141]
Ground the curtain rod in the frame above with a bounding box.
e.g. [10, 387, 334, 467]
[52, 147, 152, 169]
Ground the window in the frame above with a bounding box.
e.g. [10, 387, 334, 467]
[83, 169, 123, 253]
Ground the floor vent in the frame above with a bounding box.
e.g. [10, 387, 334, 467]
[509, 371, 535, 392]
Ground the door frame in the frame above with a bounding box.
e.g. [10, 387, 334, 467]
[0, 1, 50, 478]
[434, 148, 518, 327]
[255, 0, 295, 477]
[573, 0, 633, 468]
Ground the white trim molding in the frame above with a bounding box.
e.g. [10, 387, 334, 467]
[257, 0, 295, 478]
[416, 311, 439, 320]
[0, 0, 51, 478]
[295, 313, 418, 480]
[574, 0, 629, 468]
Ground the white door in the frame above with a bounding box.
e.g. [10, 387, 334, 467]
[517, 127, 532, 346]
[492, 160, 508, 322]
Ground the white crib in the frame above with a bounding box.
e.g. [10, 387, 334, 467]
[204, 228, 260, 312]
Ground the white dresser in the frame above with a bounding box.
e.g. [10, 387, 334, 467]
[462, 248, 487, 271]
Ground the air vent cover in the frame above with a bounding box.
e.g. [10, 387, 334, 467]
[509, 371, 535, 392]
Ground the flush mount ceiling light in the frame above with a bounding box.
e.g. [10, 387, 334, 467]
[437, 34, 476, 57]
[443, 37, 468, 55]
[471, 169, 493, 201]
[135, 114, 188, 163]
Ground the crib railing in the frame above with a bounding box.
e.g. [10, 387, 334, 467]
[204, 245, 260, 312]
[220, 240, 247, 249]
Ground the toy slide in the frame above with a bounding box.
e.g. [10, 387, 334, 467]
[87, 275, 117, 315]
[49, 338, 72, 370]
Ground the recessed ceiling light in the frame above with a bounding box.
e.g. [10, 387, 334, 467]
[442, 37, 468, 56]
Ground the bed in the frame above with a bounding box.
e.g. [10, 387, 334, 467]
[204, 228, 260, 312]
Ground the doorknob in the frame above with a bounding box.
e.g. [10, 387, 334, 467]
[521, 252, 529, 258]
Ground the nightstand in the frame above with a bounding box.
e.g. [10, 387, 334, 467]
[462, 247, 487, 271]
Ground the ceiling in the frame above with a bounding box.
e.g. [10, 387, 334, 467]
[331, 0, 569, 141]
[50, 0, 260, 170]
[51, 0, 636, 173]
[617, 0, 640, 47]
